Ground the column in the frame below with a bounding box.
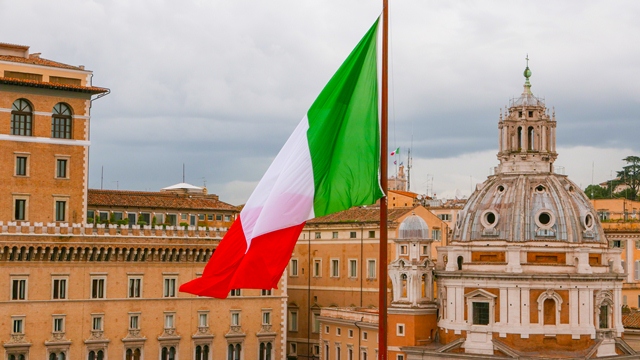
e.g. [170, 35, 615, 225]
[570, 289, 580, 339]
[507, 287, 521, 325]
[521, 288, 530, 330]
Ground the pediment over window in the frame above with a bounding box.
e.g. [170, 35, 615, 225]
[465, 289, 497, 300]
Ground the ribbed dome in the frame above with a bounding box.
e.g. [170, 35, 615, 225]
[398, 214, 429, 240]
[453, 173, 605, 244]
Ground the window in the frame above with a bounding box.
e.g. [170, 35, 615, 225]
[367, 259, 376, 279]
[161, 346, 176, 360]
[52, 103, 72, 139]
[12, 317, 24, 334]
[49, 351, 66, 360]
[198, 312, 208, 327]
[438, 214, 451, 221]
[289, 310, 298, 331]
[422, 245, 429, 255]
[331, 259, 340, 277]
[15, 156, 27, 176]
[397, 355, 405, 360]
[259, 342, 272, 360]
[261, 289, 272, 296]
[350, 231, 357, 238]
[55, 200, 67, 222]
[396, 323, 405, 336]
[611, 240, 623, 248]
[313, 259, 322, 277]
[315, 232, 321, 239]
[139, 212, 150, 225]
[91, 277, 105, 299]
[262, 311, 271, 325]
[432, 229, 441, 240]
[368, 230, 375, 238]
[195, 345, 210, 360]
[164, 277, 177, 297]
[56, 159, 68, 178]
[349, 259, 357, 278]
[14, 198, 27, 221]
[216, 214, 222, 221]
[290, 258, 299, 277]
[336, 327, 341, 336]
[129, 314, 139, 329]
[128, 277, 142, 298]
[164, 313, 175, 329]
[348, 329, 353, 338]
[11, 278, 27, 300]
[166, 214, 177, 226]
[325, 325, 330, 334]
[53, 316, 65, 332]
[332, 231, 338, 239]
[207, 214, 213, 221]
[224, 215, 231, 222]
[472, 302, 490, 325]
[362, 331, 368, 340]
[289, 342, 297, 355]
[11, 99, 32, 136]
[399, 245, 408, 255]
[312, 312, 320, 333]
[228, 344, 241, 360]
[92, 315, 103, 330]
[231, 312, 240, 326]
[124, 349, 139, 360]
[199, 214, 205, 221]
[52, 277, 67, 300]
[89, 350, 105, 360]
[229, 289, 241, 297]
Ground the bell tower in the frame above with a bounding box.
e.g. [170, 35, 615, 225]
[497, 56, 558, 174]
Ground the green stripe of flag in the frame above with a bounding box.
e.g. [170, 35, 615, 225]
[306, 19, 383, 217]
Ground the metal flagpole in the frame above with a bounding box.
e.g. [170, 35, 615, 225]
[379, 0, 389, 359]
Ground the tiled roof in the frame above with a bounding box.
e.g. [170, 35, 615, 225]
[0, 77, 108, 94]
[0, 42, 29, 50]
[88, 189, 237, 211]
[306, 206, 413, 224]
[0, 54, 85, 70]
[623, 311, 640, 329]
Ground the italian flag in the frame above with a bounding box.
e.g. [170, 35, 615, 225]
[180, 19, 383, 298]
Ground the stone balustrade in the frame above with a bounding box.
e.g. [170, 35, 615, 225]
[0, 221, 227, 239]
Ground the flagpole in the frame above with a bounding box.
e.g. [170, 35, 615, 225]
[379, 0, 389, 359]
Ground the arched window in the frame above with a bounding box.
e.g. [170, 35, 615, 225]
[52, 103, 72, 138]
[228, 344, 241, 360]
[537, 290, 563, 325]
[528, 126, 534, 151]
[195, 345, 209, 360]
[517, 126, 523, 150]
[126, 348, 141, 360]
[11, 99, 32, 136]
[161, 346, 176, 360]
[421, 273, 427, 298]
[401, 274, 408, 298]
[595, 290, 614, 329]
[259, 342, 272, 360]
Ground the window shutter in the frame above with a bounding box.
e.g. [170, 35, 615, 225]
[635, 261, 639, 280]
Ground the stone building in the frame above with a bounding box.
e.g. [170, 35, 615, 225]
[0, 43, 285, 360]
[430, 64, 634, 357]
[287, 206, 448, 359]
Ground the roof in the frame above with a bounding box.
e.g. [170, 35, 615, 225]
[0, 76, 108, 94]
[0, 54, 85, 71]
[389, 190, 419, 198]
[0, 42, 29, 50]
[88, 189, 237, 211]
[306, 206, 413, 225]
[623, 311, 640, 329]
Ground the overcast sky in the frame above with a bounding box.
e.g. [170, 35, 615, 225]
[2, 0, 638, 205]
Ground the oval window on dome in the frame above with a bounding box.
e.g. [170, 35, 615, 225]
[583, 213, 594, 230]
[497, 185, 505, 193]
[534, 210, 555, 229]
[481, 210, 499, 229]
[535, 185, 546, 193]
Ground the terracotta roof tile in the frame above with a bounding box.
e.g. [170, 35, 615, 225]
[623, 312, 640, 329]
[306, 206, 413, 224]
[88, 189, 237, 211]
[0, 77, 108, 94]
[0, 54, 84, 70]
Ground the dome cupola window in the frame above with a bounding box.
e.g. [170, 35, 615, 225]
[535, 185, 546, 193]
[534, 210, 556, 237]
[497, 185, 506, 193]
[481, 210, 499, 229]
[583, 213, 595, 231]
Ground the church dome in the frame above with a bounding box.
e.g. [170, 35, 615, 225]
[453, 173, 605, 243]
[398, 214, 429, 240]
